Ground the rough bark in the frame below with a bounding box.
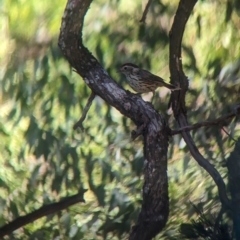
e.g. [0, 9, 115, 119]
[58, 1, 169, 239]
[226, 139, 240, 238]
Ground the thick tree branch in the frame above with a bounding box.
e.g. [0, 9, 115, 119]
[171, 109, 239, 135]
[58, 1, 170, 239]
[226, 139, 240, 238]
[0, 190, 86, 238]
[169, 0, 232, 209]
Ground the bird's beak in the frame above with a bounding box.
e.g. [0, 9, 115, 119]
[116, 68, 121, 73]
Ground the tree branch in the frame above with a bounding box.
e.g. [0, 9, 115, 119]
[73, 91, 96, 130]
[59, 1, 170, 239]
[226, 139, 240, 238]
[139, 0, 153, 23]
[171, 109, 239, 135]
[169, 0, 232, 209]
[0, 189, 86, 238]
[221, 127, 237, 142]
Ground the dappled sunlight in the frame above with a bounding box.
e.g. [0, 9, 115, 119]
[0, 0, 239, 239]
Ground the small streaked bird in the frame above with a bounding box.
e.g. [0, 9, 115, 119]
[118, 63, 180, 96]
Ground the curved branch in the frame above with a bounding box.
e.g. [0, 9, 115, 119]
[0, 190, 86, 238]
[169, 0, 232, 209]
[58, 1, 170, 239]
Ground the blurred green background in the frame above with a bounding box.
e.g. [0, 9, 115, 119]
[0, 0, 240, 239]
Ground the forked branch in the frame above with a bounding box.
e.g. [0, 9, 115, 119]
[58, 1, 170, 239]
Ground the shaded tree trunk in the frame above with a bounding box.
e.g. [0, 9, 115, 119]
[58, 0, 170, 239]
[226, 139, 240, 239]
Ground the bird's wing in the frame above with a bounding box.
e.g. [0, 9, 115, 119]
[140, 69, 165, 83]
[141, 69, 179, 90]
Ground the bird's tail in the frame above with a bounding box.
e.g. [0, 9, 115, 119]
[163, 82, 181, 91]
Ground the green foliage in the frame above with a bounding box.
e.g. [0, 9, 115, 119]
[0, 0, 240, 239]
[179, 204, 232, 240]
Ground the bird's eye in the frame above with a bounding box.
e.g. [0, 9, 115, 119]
[124, 67, 127, 70]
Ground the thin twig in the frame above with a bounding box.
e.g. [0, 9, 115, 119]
[131, 124, 145, 140]
[221, 127, 237, 142]
[0, 189, 86, 238]
[73, 91, 96, 130]
[131, 114, 149, 140]
[171, 110, 239, 135]
[139, 0, 153, 23]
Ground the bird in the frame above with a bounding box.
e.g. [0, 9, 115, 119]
[118, 63, 180, 97]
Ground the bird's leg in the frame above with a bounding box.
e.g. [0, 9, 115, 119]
[151, 91, 155, 103]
